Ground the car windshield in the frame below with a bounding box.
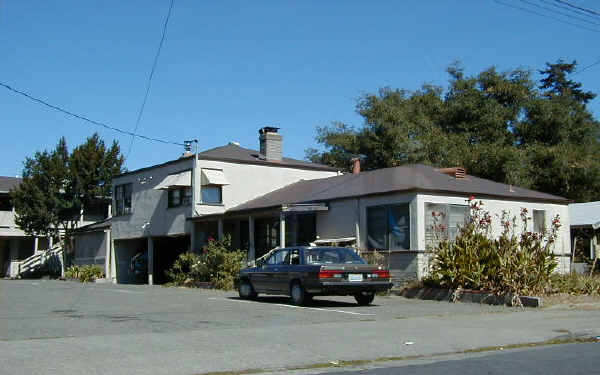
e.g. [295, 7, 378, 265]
[303, 247, 366, 265]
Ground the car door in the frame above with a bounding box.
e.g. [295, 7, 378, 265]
[254, 249, 288, 293]
[272, 248, 299, 294]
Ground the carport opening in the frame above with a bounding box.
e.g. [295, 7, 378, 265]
[153, 235, 190, 285]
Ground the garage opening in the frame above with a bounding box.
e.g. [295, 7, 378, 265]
[152, 235, 190, 285]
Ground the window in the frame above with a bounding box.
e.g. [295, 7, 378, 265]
[168, 187, 192, 208]
[265, 249, 290, 265]
[533, 210, 546, 233]
[0, 196, 12, 212]
[201, 185, 222, 204]
[115, 183, 132, 216]
[425, 203, 469, 248]
[367, 204, 410, 250]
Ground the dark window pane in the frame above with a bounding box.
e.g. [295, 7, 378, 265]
[533, 210, 545, 233]
[367, 206, 388, 250]
[389, 204, 410, 250]
[202, 186, 222, 204]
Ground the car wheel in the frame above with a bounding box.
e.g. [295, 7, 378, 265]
[238, 279, 257, 299]
[290, 282, 307, 306]
[354, 291, 375, 306]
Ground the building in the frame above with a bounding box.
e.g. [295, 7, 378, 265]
[110, 128, 340, 284]
[569, 201, 599, 271]
[1, 176, 111, 278]
[110, 127, 571, 285]
[198, 164, 572, 284]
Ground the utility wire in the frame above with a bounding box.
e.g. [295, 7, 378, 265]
[0, 81, 184, 146]
[554, 0, 600, 17]
[126, 0, 175, 160]
[494, 0, 600, 33]
[573, 58, 600, 75]
[541, 0, 600, 21]
[520, 0, 600, 26]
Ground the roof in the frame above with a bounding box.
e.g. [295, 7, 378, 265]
[197, 143, 338, 171]
[117, 143, 337, 178]
[569, 201, 600, 228]
[227, 164, 569, 213]
[73, 218, 111, 233]
[0, 176, 22, 193]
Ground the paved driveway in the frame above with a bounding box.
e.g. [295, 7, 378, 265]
[1, 279, 599, 375]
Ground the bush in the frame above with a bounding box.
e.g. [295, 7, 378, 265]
[548, 273, 600, 296]
[426, 198, 560, 297]
[165, 236, 246, 290]
[65, 265, 104, 282]
[361, 249, 385, 266]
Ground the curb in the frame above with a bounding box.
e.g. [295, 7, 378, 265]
[394, 287, 542, 308]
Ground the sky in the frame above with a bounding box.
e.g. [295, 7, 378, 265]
[1, 1, 599, 177]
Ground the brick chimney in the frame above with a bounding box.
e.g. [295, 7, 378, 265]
[437, 167, 466, 179]
[259, 127, 282, 161]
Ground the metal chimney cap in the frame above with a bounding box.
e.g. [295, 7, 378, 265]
[259, 126, 280, 135]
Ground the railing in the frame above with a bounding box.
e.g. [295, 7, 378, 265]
[17, 246, 63, 277]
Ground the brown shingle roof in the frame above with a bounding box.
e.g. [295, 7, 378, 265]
[0, 176, 21, 193]
[227, 164, 569, 213]
[197, 143, 338, 171]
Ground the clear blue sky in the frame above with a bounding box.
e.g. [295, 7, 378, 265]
[1, 1, 599, 176]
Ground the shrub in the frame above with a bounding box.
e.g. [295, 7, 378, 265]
[361, 249, 385, 266]
[65, 264, 104, 282]
[165, 236, 246, 290]
[548, 273, 600, 296]
[426, 198, 560, 297]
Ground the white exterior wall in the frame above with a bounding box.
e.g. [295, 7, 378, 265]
[112, 158, 194, 240]
[0, 209, 27, 237]
[417, 194, 571, 274]
[313, 192, 571, 282]
[193, 159, 339, 216]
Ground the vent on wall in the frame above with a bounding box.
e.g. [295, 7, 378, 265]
[437, 167, 466, 179]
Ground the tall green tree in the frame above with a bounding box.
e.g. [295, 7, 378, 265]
[11, 133, 125, 239]
[307, 61, 600, 202]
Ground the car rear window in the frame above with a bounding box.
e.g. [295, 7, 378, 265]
[303, 248, 366, 265]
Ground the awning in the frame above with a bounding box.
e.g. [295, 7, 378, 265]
[154, 170, 192, 190]
[201, 169, 229, 185]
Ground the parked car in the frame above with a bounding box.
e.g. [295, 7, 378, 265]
[238, 246, 393, 306]
[130, 251, 148, 284]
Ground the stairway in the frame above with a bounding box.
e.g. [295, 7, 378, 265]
[15, 246, 64, 278]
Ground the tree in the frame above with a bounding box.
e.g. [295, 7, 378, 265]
[11, 133, 125, 240]
[307, 61, 600, 202]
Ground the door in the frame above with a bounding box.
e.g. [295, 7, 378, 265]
[262, 249, 290, 293]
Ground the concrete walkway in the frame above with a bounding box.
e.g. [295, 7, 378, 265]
[1, 280, 599, 375]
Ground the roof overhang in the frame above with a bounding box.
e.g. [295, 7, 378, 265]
[281, 203, 328, 212]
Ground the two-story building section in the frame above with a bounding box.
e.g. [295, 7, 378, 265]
[110, 128, 340, 284]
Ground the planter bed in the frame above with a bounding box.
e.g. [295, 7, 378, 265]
[394, 286, 542, 308]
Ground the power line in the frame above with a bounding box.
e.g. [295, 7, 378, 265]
[573, 58, 600, 75]
[127, 0, 175, 160]
[494, 0, 600, 33]
[541, 0, 600, 21]
[520, 0, 600, 26]
[0, 81, 184, 146]
[554, 0, 600, 17]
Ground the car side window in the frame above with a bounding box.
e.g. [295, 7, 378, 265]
[265, 250, 289, 265]
[289, 249, 301, 265]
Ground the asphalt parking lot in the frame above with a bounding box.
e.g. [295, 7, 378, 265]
[1, 279, 599, 375]
[0, 279, 510, 341]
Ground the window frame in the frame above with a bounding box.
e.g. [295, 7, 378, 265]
[366, 203, 411, 251]
[201, 185, 223, 205]
[167, 186, 192, 208]
[114, 183, 133, 216]
[425, 202, 469, 248]
[533, 209, 546, 234]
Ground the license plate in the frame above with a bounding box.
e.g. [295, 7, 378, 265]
[348, 274, 363, 282]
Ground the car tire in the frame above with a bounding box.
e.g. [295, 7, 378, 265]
[239, 279, 257, 300]
[354, 291, 375, 306]
[290, 282, 307, 306]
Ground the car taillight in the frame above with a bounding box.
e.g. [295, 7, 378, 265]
[373, 270, 390, 279]
[319, 270, 343, 279]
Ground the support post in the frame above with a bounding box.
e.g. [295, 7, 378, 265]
[110, 238, 117, 284]
[218, 219, 224, 241]
[104, 230, 111, 280]
[248, 216, 255, 261]
[147, 237, 154, 285]
[280, 211, 286, 248]
[34, 237, 39, 252]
